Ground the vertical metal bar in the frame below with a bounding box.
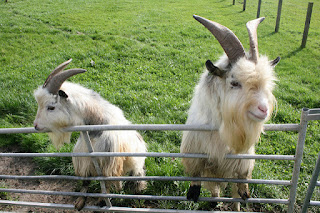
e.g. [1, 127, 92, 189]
[233, 0, 235, 5]
[301, 2, 314, 48]
[82, 131, 112, 207]
[301, 152, 320, 213]
[275, 0, 283, 32]
[243, 0, 246, 11]
[257, 0, 262, 18]
[287, 108, 309, 212]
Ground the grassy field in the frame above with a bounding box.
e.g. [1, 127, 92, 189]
[0, 0, 319, 212]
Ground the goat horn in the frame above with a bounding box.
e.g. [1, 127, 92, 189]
[193, 15, 245, 64]
[246, 17, 265, 63]
[43, 59, 73, 88]
[46, 68, 86, 95]
[43, 59, 86, 95]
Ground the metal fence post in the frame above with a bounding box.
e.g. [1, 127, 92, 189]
[287, 108, 309, 212]
[301, 152, 320, 212]
[257, 0, 262, 18]
[301, 2, 314, 48]
[275, 0, 283, 32]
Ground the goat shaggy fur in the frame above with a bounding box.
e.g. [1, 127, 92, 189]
[180, 16, 279, 211]
[34, 60, 147, 210]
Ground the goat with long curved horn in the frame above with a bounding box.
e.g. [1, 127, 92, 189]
[43, 59, 86, 95]
[193, 15, 245, 64]
[181, 15, 280, 211]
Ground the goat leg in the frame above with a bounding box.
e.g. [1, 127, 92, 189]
[125, 170, 147, 194]
[236, 160, 253, 201]
[96, 198, 106, 207]
[231, 182, 250, 211]
[75, 180, 90, 211]
[236, 169, 251, 200]
[206, 181, 221, 209]
[187, 181, 201, 202]
[237, 182, 250, 200]
[94, 181, 112, 208]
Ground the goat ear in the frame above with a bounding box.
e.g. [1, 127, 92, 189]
[206, 60, 226, 77]
[58, 90, 68, 99]
[270, 56, 280, 67]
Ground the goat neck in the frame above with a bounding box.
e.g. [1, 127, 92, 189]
[193, 15, 245, 64]
[43, 59, 86, 95]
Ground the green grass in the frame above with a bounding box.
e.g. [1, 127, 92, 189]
[0, 0, 319, 212]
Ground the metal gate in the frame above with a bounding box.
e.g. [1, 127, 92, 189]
[0, 108, 319, 212]
[301, 151, 320, 212]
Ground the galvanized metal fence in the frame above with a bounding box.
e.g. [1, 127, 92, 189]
[301, 151, 320, 212]
[0, 108, 319, 212]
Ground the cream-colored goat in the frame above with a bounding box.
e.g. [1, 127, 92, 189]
[34, 59, 147, 210]
[180, 15, 280, 211]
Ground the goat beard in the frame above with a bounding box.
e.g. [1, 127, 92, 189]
[219, 101, 264, 154]
[48, 131, 72, 150]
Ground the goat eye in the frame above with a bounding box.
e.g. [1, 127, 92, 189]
[231, 81, 241, 88]
[47, 106, 55, 111]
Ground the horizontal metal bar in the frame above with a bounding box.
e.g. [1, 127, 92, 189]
[309, 201, 320, 206]
[309, 108, 320, 114]
[0, 124, 215, 134]
[0, 152, 207, 158]
[0, 123, 301, 135]
[225, 154, 295, 160]
[0, 175, 291, 185]
[0, 189, 289, 205]
[0, 152, 295, 160]
[263, 124, 300, 131]
[307, 108, 320, 121]
[307, 114, 320, 121]
[66, 124, 216, 132]
[0, 127, 37, 134]
[0, 200, 217, 213]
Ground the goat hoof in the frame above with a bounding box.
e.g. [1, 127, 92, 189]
[96, 199, 106, 207]
[187, 185, 201, 202]
[125, 180, 147, 194]
[238, 189, 250, 200]
[75, 197, 87, 211]
[210, 202, 218, 208]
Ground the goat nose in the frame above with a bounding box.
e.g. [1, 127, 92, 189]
[258, 105, 268, 113]
[34, 122, 40, 131]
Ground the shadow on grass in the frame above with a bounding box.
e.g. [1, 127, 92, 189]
[282, 47, 303, 59]
[260, 31, 277, 39]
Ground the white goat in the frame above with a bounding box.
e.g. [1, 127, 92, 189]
[33, 59, 147, 210]
[180, 15, 280, 211]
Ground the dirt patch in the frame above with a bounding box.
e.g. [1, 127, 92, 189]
[0, 146, 97, 212]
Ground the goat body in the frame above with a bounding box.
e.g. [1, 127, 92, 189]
[34, 60, 146, 210]
[180, 16, 279, 211]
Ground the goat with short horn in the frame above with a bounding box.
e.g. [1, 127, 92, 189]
[180, 15, 280, 211]
[34, 59, 147, 210]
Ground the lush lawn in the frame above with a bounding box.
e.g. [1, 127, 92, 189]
[0, 0, 319, 212]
